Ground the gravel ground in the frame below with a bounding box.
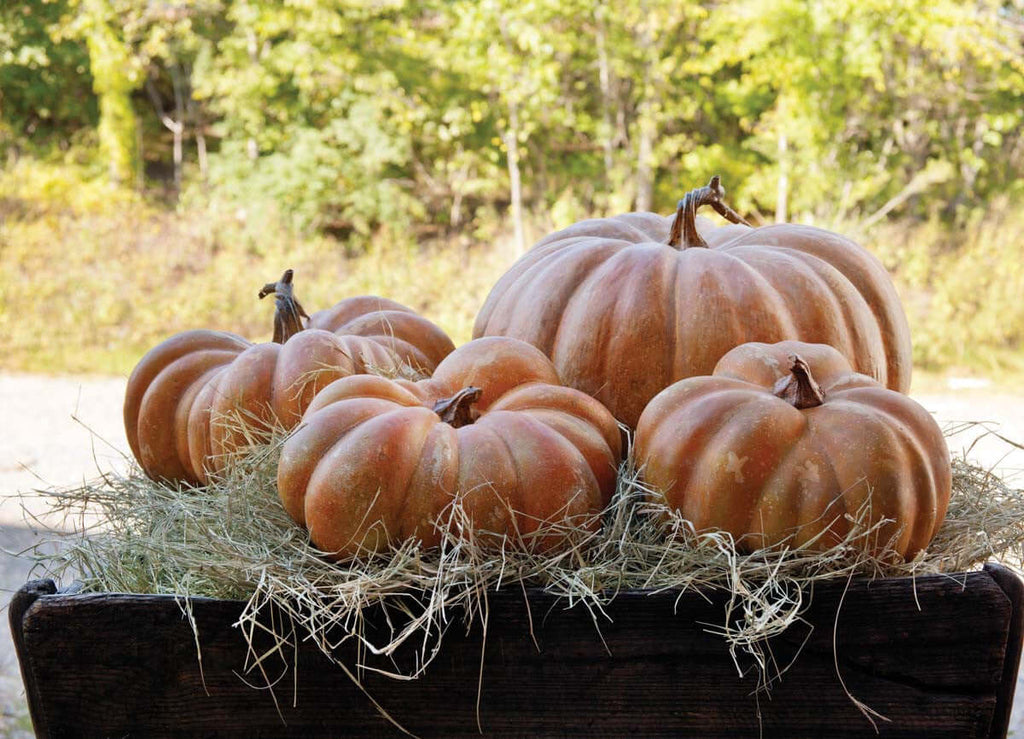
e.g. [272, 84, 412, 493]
[2, 372, 1023, 735]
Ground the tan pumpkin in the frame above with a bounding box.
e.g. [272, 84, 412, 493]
[633, 340, 951, 558]
[473, 177, 912, 428]
[124, 270, 455, 485]
[277, 337, 622, 559]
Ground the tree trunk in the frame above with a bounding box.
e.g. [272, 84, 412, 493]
[82, 0, 140, 187]
[634, 16, 657, 212]
[196, 129, 208, 178]
[504, 100, 526, 256]
[145, 76, 184, 191]
[170, 65, 186, 190]
[635, 114, 655, 212]
[450, 158, 469, 228]
[246, 27, 261, 163]
[188, 96, 208, 179]
[776, 130, 788, 223]
[595, 6, 615, 178]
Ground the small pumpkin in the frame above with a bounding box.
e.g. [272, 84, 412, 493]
[124, 270, 455, 485]
[473, 177, 912, 428]
[633, 341, 951, 558]
[277, 337, 622, 559]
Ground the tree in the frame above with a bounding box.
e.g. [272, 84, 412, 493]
[136, 1, 226, 188]
[188, 0, 429, 235]
[0, 0, 97, 153]
[442, 0, 567, 253]
[79, 0, 142, 185]
[699, 0, 1024, 224]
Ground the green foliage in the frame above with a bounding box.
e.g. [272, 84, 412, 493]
[0, 0, 97, 151]
[700, 0, 1024, 221]
[193, 111, 419, 237]
[6, 0, 1023, 222]
[4, 0, 1024, 371]
[79, 0, 143, 185]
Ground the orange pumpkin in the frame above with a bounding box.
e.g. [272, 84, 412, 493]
[124, 270, 455, 485]
[277, 337, 622, 559]
[473, 177, 912, 428]
[633, 341, 951, 558]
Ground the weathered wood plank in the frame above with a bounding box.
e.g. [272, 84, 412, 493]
[10, 566, 1023, 738]
[986, 562, 1024, 738]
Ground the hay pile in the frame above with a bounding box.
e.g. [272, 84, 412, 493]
[21, 427, 1024, 708]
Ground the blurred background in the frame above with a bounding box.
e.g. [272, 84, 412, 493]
[3, 0, 1024, 735]
[3, 0, 1024, 375]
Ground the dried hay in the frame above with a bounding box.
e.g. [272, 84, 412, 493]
[17, 420, 1024, 729]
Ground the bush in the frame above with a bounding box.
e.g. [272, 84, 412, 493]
[0, 157, 510, 374]
[4, 155, 1024, 378]
[869, 201, 1024, 374]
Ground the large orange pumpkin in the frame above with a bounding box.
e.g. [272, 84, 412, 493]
[277, 337, 622, 559]
[124, 270, 455, 485]
[473, 177, 912, 427]
[633, 341, 951, 558]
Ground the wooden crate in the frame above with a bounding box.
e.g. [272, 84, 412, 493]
[10, 563, 1024, 738]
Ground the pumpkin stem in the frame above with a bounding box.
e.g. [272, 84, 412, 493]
[258, 268, 310, 344]
[666, 175, 751, 249]
[774, 354, 826, 409]
[433, 387, 483, 428]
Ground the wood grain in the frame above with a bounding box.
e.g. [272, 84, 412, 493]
[10, 566, 1024, 738]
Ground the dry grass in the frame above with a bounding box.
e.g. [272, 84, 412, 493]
[21, 424, 1024, 714]
[7, 158, 1024, 380]
[0, 159, 514, 375]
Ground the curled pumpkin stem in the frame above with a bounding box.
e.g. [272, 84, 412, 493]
[773, 354, 826, 409]
[667, 175, 751, 249]
[433, 386, 483, 428]
[259, 268, 310, 344]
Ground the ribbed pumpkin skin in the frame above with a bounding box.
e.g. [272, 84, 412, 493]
[633, 341, 950, 558]
[473, 211, 912, 428]
[124, 297, 455, 486]
[277, 337, 623, 560]
[306, 296, 455, 373]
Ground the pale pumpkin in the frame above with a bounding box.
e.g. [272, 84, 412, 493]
[277, 337, 622, 559]
[473, 177, 912, 428]
[634, 340, 951, 558]
[124, 270, 455, 485]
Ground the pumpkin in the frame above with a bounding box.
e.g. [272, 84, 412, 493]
[276, 336, 622, 559]
[124, 270, 455, 485]
[633, 340, 951, 558]
[473, 176, 912, 428]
